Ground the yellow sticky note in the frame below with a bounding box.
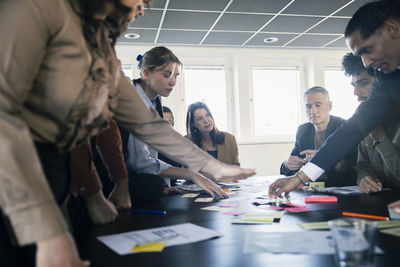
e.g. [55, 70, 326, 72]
[131, 242, 166, 253]
[297, 221, 330, 230]
[309, 182, 325, 189]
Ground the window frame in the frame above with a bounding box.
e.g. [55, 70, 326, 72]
[176, 57, 234, 135]
[243, 58, 306, 144]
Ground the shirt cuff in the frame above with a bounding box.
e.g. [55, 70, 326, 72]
[8, 201, 68, 245]
[300, 162, 325, 182]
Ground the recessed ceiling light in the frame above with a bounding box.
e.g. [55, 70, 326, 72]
[263, 37, 279, 43]
[124, 33, 141, 39]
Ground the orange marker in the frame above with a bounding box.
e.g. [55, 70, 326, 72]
[342, 212, 389, 221]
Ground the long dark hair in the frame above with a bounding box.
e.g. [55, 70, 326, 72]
[186, 102, 225, 148]
[133, 46, 182, 85]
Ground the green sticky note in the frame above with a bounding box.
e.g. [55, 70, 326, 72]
[380, 227, 400, 237]
[377, 220, 400, 229]
[297, 221, 330, 230]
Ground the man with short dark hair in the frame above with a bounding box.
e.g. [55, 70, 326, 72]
[342, 53, 400, 193]
[269, 1, 400, 208]
[280, 86, 357, 187]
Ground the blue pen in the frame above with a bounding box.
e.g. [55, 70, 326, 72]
[132, 209, 167, 215]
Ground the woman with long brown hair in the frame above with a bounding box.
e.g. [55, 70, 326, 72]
[186, 102, 240, 166]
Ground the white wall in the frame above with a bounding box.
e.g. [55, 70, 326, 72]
[116, 44, 349, 176]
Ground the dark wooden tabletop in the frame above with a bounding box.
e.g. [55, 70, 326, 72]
[74, 185, 400, 267]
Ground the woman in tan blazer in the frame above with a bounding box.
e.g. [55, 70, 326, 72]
[186, 102, 240, 166]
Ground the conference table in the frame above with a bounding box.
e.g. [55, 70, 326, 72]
[75, 177, 400, 267]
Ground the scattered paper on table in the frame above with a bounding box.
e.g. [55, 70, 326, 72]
[218, 203, 239, 208]
[219, 197, 248, 202]
[98, 223, 222, 255]
[195, 197, 214, 202]
[222, 210, 246, 216]
[380, 227, 400, 237]
[313, 185, 361, 195]
[201, 206, 234, 212]
[244, 231, 334, 254]
[377, 220, 400, 229]
[242, 211, 285, 220]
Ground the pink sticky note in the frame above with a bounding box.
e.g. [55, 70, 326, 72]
[219, 203, 239, 208]
[304, 196, 338, 203]
[222, 211, 246, 216]
[285, 207, 311, 213]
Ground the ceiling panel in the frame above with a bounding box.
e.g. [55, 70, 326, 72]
[167, 0, 231, 11]
[214, 13, 273, 31]
[324, 36, 347, 48]
[120, 0, 371, 50]
[203, 32, 254, 45]
[334, 0, 375, 16]
[308, 18, 351, 34]
[227, 0, 293, 13]
[282, 0, 352, 16]
[246, 33, 300, 47]
[158, 30, 207, 44]
[128, 10, 163, 28]
[261, 15, 322, 33]
[162, 11, 220, 30]
[286, 34, 340, 47]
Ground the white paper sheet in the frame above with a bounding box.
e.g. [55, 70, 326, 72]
[244, 231, 383, 254]
[97, 223, 222, 255]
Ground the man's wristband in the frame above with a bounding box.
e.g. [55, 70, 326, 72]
[296, 171, 307, 185]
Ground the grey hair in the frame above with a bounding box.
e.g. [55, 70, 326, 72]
[304, 86, 330, 102]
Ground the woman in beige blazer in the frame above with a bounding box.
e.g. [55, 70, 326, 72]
[186, 102, 240, 166]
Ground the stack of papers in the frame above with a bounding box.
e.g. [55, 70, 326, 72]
[313, 185, 361, 195]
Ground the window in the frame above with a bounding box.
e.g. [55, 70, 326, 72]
[183, 66, 228, 131]
[252, 67, 300, 137]
[324, 68, 359, 119]
[122, 64, 133, 80]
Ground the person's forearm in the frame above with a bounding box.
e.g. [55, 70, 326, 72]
[0, 114, 68, 245]
[311, 93, 393, 173]
[160, 167, 195, 180]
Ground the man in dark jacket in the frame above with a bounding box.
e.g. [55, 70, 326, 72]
[280, 86, 357, 187]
